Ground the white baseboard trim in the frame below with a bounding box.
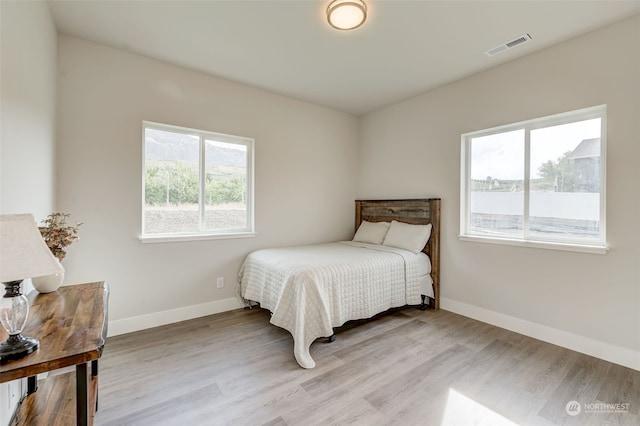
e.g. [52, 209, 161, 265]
[441, 297, 640, 371]
[107, 297, 243, 337]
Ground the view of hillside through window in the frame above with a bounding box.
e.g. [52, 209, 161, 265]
[143, 126, 250, 235]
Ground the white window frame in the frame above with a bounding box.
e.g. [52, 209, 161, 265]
[140, 121, 255, 243]
[459, 105, 607, 254]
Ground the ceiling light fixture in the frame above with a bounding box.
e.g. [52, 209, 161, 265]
[327, 0, 367, 31]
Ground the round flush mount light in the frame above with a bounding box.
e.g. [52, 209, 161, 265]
[327, 0, 367, 31]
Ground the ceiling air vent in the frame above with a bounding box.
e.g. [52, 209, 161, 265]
[484, 33, 532, 57]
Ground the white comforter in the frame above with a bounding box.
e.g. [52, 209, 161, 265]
[238, 241, 430, 368]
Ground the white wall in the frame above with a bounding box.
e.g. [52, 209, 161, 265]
[0, 1, 58, 424]
[0, 0, 57, 218]
[56, 36, 359, 330]
[359, 15, 640, 369]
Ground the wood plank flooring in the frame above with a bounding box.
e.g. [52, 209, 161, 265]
[93, 307, 639, 426]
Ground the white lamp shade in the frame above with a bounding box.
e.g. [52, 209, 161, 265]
[327, 0, 367, 30]
[0, 214, 64, 283]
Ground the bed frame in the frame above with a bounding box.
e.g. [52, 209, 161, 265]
[355, 198, 441, 310]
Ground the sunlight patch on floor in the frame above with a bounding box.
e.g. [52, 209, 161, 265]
[441, 388, 519, 426]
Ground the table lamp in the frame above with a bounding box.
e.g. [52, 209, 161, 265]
[0, 214, 65, 362]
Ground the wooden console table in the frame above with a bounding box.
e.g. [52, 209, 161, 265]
[0, 282, 109, 426]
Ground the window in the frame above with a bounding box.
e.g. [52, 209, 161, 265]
[460, 105, 606, 253]
[141, 121, 254, 242]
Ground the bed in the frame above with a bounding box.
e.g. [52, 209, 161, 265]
[238, 198, 441, 368]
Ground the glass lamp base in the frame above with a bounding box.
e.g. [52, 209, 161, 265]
[0, 334, 39, 363]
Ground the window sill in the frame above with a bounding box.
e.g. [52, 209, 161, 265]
[139, 232, 256, 244]
[458, 234, 608, 255]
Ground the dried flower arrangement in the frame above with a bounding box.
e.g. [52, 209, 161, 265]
[39, 213, 82, 262]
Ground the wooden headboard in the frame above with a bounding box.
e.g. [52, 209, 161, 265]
[355, 198, 441, 310]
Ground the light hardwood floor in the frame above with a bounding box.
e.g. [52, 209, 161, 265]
[94, 307, 639, 426]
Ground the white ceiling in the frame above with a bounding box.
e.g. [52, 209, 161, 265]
[48, 0, 640, 116]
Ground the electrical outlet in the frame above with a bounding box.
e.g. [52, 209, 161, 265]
[216, 277, 224, 288]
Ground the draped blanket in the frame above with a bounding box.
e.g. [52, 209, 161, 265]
[238, 241, 427, 368]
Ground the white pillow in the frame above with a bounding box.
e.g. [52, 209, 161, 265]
[382, 220, 432, 253]
[352, 221, 390, 245]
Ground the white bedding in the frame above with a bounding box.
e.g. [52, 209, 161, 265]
[237, 241, 432, 368]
